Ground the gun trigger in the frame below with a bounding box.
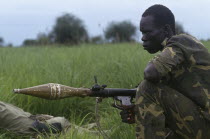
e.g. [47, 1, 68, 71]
[113, 104, 123, 110]
[113, 98, 124, 110]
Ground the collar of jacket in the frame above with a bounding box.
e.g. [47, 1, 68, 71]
[161, 38, 169, 48]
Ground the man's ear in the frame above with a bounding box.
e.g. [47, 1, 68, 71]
[163, 24, 172, 37]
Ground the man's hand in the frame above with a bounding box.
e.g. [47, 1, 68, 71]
[117, 105, 135, 124]
[112, 104, 135, 124]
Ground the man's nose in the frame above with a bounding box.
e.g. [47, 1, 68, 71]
[141, 35, 147, 42]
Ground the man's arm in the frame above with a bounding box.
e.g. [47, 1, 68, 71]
[144, 62, 161, 83]
[145, 45, 184, 83]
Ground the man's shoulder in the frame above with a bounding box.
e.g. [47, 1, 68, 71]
[167, 34, 205, 49]
[169, 34, 199, 43]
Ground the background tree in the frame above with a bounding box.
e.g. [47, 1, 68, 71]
[104, 21, 136, 42]
[6, 43, 13, 47]
[0, 37, 4, 47]
[90, 35, 104, 44]
[175, 22, 188, 35]
[22, 39, 37, 46]
[51, 13, 88, 44]
[37, 32, 51, 45]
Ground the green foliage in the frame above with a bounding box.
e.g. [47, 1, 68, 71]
[0, 37, 4, 47]
[0, 43, 149, 138]
[51, 13, 89, 44]
[22, 39, 38, 46]
[202, 40, 210, 48]
[22, 33, 51, 47]
[3, 41, 210, 138]
[90, 35, 104, 44]
[36, 32, 51, 45]
[105, 21, 136, 43]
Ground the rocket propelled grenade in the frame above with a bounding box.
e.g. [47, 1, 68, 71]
[13, 83, 92, 100]
[13, 81, 136, 109]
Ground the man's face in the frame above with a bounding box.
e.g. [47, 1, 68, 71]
[140, 15, 165, 54]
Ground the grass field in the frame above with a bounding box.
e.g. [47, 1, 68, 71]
[0, 41, 210, 138]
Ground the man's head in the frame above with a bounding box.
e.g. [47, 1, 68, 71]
[140, 4, 175, 53]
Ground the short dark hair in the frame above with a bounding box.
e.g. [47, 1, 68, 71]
[142, 4, 175, 33]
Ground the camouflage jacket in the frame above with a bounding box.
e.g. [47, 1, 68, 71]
[151, 34, 210, 119]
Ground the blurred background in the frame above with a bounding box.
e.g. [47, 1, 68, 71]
[0, 0, 209, 47]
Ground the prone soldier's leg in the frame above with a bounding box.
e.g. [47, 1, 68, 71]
[135, 80, 210, 139]
[0, 101, 70, 135]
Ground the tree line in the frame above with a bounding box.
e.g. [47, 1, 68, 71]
[22, 13, 139, 46]
[1, 13, 189, 47]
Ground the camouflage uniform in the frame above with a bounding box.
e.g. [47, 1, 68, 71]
[135, 34, 210, 139]
[0, 101, 70, 135]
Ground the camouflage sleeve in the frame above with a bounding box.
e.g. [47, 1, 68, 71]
[151, 45, 184, 78]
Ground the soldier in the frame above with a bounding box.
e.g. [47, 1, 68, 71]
[120, 4, 210, 139]
[0, 101, 70, 136]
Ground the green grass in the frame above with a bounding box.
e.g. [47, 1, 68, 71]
[0, 41, 210, 138]
[0, 43, 148, 138]
[202, 41, 210, 48]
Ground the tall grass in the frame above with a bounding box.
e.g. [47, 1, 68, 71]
[0, 43, 151, 138]
[0, 41, 209, 138]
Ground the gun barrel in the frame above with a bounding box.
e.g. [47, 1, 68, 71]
[91, 88, 136, 97]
